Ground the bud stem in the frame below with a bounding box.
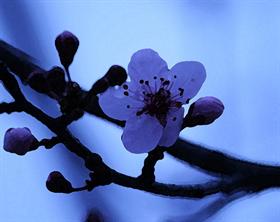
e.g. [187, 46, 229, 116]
[72, 185, 88, 192]
[65, 66, 72, 82]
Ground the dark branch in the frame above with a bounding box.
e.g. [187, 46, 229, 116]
[0, 101, 22, 114]
[1, 39, 280, 199]
[138, 147, 165, 184]
[0, 40, 44, 81]
[168, 139, 280, 178]
[38, 136, 61, 149]
[0, 60, 227, 198]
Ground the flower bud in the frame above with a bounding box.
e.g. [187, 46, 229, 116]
[46, 66, 66, 96]
[46, 171, 73, 193]
[3, 127, 39, 155]
[104, 65, 127, 86]
[184, 96, 224, 127]
[27, 70, 49, 93]
[55, 31, 79, 68]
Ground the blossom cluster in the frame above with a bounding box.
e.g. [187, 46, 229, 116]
[1, 31, 224, 193]
[99, 49, 224, 153]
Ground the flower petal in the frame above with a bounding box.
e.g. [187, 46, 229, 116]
[98, 86, 143, 121]
[122, 114, 163, 153]
[158, 107, 184, 147]
[128, 49, 168, 83]
[170, 61, 206, 102]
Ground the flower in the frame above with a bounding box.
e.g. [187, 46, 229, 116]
[46, 171, 73, 193]
[99, 49, 206, 153]
[184, 96, 224, 127]
[3, 127, 38, 155]
[55, 31, 79, 69]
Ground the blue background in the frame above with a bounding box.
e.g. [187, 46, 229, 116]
[0, 0, 280, 221]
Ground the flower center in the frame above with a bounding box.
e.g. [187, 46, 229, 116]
[123, 76, 184, 127]
[139, 78, 182, 126]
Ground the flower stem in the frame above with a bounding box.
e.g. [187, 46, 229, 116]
[65, 66, 72, 82]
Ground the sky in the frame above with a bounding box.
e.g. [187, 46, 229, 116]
[0, 0, 280, 221]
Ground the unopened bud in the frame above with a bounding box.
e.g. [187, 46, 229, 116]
[46, 171, 73, 193]
[3, 127, 38, 155]
[105, 65, 127, 86]
[46, 66, 66, 96]
[27, 70, 49, 93]
[55, 31, 79, 69]
[184, 96, 224, 127]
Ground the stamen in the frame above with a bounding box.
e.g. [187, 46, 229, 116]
[167, 81, 174, 91]
[170, 93, 182, 100]
[154, 78, 158, 93]
[127, 88, 144, 100]
[178, 88, 184, 96]
[124, 91, 129, 96]
[136, 109, 147, 116]
[142, 80, 155, 94]
[122, 84, 128, 90]
[172, 117, 177, 121]
[163, 80, 170, 86]
[139, 79, 144, 84]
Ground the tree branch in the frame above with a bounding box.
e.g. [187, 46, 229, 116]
[0, 60, 229, 198]
[138, 147, 165, 184]
[1, 39, 280, 199]
[0, 101, 22, 114]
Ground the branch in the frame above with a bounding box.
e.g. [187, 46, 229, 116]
[38, 136, 61, 149]
[0, 60, 228, 198]
[0, 101, 22, 114]
[1, 39, 280, 199]
[138, 146, 165, 184]
[168, 139, 280, 178]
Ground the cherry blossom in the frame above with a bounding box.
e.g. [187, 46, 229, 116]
[99, 49, 206, 153]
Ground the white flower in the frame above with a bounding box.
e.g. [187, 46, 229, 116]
[99, 49, 206, 153]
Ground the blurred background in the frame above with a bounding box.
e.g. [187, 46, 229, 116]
[0, 0, 280, 221]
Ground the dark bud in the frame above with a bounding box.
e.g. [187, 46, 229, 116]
[46, 171, 73, 193]
[88, 78, 110, 95]
[46, 66, 66, 96]
[66, 81, 81, 95]
[55, 31, 79, 69]
[3, 127, 39, 155]
[27, 70, 49, 93]
[104, 65, 127, 86]
[183, 96, 224, 128]
[59, 82, 82, 114]
[87, 65, 127, 97]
